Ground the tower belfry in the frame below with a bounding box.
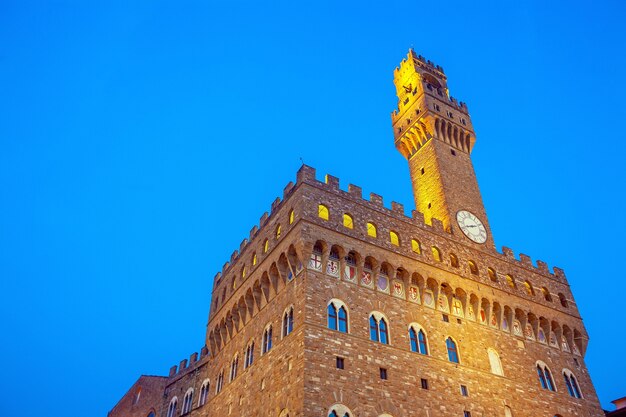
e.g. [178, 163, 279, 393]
[392, 49, 494, 248]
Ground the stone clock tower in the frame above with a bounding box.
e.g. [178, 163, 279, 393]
[392, 49, 494, 249]
[110, 49, 604, 417]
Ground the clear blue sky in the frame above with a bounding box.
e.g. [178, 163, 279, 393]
[1, 1, 625, 416]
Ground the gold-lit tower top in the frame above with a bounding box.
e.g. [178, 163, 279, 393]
[392, 49, 493, 248]
[392, 49, 475, 157]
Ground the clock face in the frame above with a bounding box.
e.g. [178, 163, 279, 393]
[456, 210, 487, 244]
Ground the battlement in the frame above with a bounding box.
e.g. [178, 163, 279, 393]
[391, 50, 469, 124]
[168, 346, 210, 379]
[210, 164, 569, 317]
[212, 180, 297, 289]
[394, 49, 446, 77]
[295, 165, 568, 284]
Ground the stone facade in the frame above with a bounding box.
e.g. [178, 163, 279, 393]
[109, 50, 604, 417]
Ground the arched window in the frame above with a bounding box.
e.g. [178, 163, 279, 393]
[446, 337, 459, 363]
[216, 370, 224, 393]
[167, 398, 178, 417]
[198, 379, 209, 406]
[449, 253, 459, 268]
[289, 209, 294, 224]
[524, 281, 534, 296]
[488, 267, 497, 282]
[327, 300, 349, 333]
[229, 354, 239, 382]
[468, 260, 478, 275]
[411, 239, 421, 254]
[282, 306, 294, 338]
[488, 348, 504, 376]
[431, 246, 441, 262]
[390, 231, 400, 246]
[558, 293, 568, 308]
[505, 274, 516, 289]
[542, 287, 552, 302]
[182, 388, 194, 414]
[244, 340, 255, 368]
[343, 214, 353, 229]
[536, 362, 556, 391]
[409, 324, 428, 355]
[263, 239, 269, 253]
[262, 325, 273, 354]
[318, 204, 329, 220]
[275, 224, 282, 239]
[252, 253, 257, 266]
[563, 369, 582, 398]
[167, 397, 178, 417]
[369, 313, 389, 344]
[147, 412, 155, 417]
[367, 222, 377, 238]
[504, 406, 513, 417]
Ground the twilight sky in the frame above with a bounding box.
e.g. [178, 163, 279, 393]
[1, 1, 625, 416]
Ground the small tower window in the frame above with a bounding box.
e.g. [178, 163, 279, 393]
[449, 253, 459, 268]
[542, 287, 552, 302]
[366, 222, 377, 238]
[558, 293, 569, 308]
[411, 239, 421, 254]
[289, 209, 294, 224]
[343, 214, 353, 229]
[390, 231, 400, 246]
[263, 239, 269, 253]
[488, 267, 497, 282]
[318, 204, 329, 220]
[252, 253, 257, 266]
[431, 246, 442, 262]
[275, 224, 281, 239]
[524, 281, 535, 296]
[468, 260, 478, 275]
[505, 274, 516, 289]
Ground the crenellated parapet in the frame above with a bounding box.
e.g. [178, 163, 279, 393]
[209, 163, 574, 327]
[296, 165, 569, 285]
[168, 346, 210, 380]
